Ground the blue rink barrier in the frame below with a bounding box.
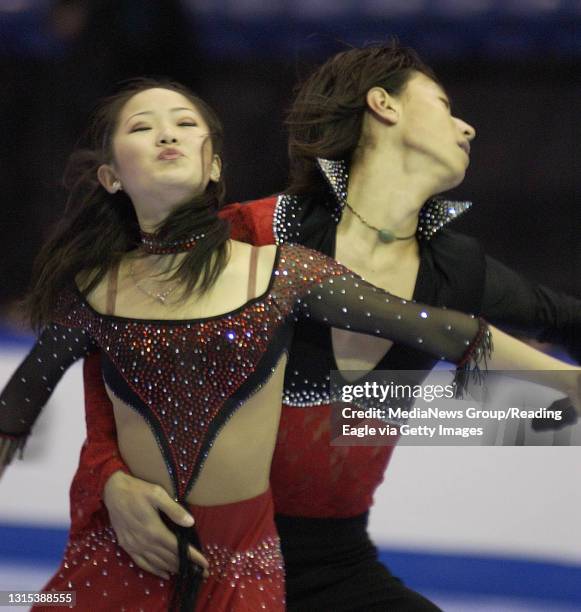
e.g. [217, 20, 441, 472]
[0, 523, 579, 606]
[0, 327, 34, 349]
[380, 548, 581, 606]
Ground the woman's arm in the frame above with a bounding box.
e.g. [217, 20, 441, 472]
[80, 354, 132, 495]
[0, 324, 96, 470]
[298, 253, 580, 406]
[475, 326, 580, 406]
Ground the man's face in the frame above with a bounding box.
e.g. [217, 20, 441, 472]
[397, 72, 475, 189]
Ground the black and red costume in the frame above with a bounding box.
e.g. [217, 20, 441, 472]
[0, 231, 492, 611]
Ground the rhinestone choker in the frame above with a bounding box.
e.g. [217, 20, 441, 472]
[140, 230, 206, 255]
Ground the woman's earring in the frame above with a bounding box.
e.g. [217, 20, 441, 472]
[210, 165, 221, 183]
[113, 180, 123, 193]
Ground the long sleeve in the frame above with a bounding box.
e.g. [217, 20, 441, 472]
[81, 353, 131, 500]
[285, 244, 490, 393]
[300, 273, 486, 363]
[66, 353, 132, 535]
[482, 255, 581, 363]
[0, 323, 96, 468]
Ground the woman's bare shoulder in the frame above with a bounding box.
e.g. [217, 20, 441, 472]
[74, 260, 123, 310]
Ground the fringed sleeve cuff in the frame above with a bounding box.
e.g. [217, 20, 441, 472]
[454, 318, 493, 398]
[0, 430, 28, 468]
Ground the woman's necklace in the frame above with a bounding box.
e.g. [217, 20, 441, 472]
[128, 260, 179, 305]
[131, 228, 207, 303]
[132, 229, 204, 303]
[343, 201, 416, 244]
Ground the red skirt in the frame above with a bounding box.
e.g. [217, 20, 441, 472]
[36, 488, 285, 611]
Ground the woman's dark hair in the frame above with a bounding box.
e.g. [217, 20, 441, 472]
[286, 40, 438, 196]
[26, 78, 229, 330]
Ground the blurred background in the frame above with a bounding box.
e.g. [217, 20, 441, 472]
[0, 1, 579, 610]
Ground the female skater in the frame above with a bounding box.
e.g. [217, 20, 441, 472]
[1, 79, 579, 611]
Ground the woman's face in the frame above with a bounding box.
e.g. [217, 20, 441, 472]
[397, 72, 476, 189]
[102, 87, 220, 206]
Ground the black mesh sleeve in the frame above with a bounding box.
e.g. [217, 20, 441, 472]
[297, 268, 491, 394]
[482, 255, 581, 364]
[0, 323, 97, 467]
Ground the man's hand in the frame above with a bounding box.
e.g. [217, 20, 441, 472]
[532, 370, 581, 431]
[103, 471, 209, 579]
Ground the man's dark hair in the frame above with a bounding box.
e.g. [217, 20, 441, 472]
[286, 40, 438, 196]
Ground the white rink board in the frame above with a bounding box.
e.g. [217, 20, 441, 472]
[368, 444, 581, 565]
[1, 346, 580, 566]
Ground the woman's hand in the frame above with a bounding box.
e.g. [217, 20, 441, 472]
[103, 471, 209, 580]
